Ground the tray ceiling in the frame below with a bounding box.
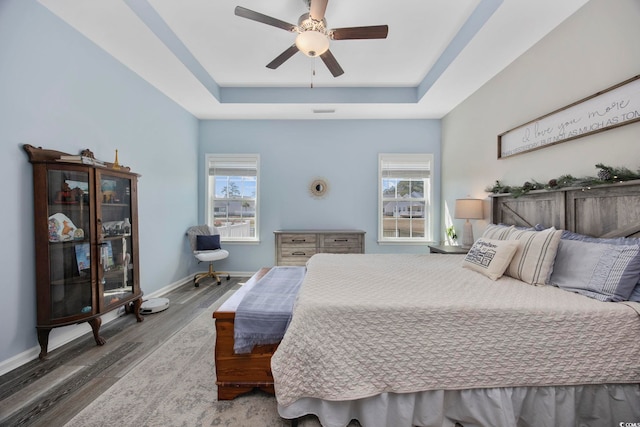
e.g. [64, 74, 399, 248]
[38, 0, 589, 119]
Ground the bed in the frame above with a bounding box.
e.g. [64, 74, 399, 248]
[214, 180, 640, 426]
[273, 253, 640, 427]
[273, 180, 640, 427]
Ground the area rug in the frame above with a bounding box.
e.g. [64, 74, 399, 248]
[63, 290, 324, 427]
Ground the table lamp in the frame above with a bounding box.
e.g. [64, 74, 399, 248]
[455, 199, 484, 248]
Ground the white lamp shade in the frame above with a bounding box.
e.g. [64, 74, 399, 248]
[454, 199, 484, 220]
[295, 31, 330, 57]
[454, 198, 483, 248]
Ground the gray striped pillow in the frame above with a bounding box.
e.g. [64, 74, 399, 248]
[481, 224, 515, 240]
[506, 227, 562, 286]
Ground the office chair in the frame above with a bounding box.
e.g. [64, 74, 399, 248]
[186, 225, 230, 287]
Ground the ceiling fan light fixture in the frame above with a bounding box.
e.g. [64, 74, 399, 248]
[235, 2, 387, 76]
[295, 31, 330, 57]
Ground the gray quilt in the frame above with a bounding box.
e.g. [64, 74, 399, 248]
[271, 253, 640, 407]
[234, 266, 306, 353]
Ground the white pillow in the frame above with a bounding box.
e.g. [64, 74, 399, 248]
[463, 238, 520, 280]
[506, 227, 562, 286]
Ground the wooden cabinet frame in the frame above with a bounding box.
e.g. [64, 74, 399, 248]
[24, 144, 143, 360]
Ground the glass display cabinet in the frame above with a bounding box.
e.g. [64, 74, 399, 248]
[23, 144, 143, 359]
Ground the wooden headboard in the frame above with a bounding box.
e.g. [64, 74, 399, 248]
[490, 179, 640, 239]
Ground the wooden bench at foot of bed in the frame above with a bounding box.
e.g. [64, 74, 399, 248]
[213, 267, 277, 400]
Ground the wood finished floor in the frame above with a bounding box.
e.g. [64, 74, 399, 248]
[0, 276, 244, 427]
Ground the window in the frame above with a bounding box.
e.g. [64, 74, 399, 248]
[379, 153, 433, 243]
[206, 154, 259, 242]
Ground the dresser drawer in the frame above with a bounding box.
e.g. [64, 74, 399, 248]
[279, 234, 317, 245]
[277, 257, 312, 266]
[277, 246, 316, 266]
[318, 246, 360, 254]
[321, 233, 362, 249]
[280, 246, 317, 258]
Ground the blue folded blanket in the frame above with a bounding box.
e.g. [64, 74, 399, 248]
[233, 266, 306, 353]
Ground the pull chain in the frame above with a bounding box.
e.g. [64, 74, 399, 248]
[311, 59, 316, 89]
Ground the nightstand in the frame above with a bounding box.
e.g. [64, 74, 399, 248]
[428, 245, 469, 254]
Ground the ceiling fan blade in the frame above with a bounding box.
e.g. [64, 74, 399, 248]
[331, 25, 389, 40]
[320, 49, 344, 77]
[234, 6, 296, 32]
[309, 0, 328, 21]
[266, 44, 300, 69]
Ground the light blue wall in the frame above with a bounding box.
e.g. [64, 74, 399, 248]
[0, 0, 199, 365]
[0, 0, 441, 371]
[199, 120, 441, 272]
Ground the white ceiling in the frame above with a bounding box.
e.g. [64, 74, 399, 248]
[38, 0, 589, 120]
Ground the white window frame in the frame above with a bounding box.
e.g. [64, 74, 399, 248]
[378, 153, 433, 244]
[205, 154, 260, 243]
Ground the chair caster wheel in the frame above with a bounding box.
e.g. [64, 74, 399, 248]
[216, 280, 221, 286]
[195, 282, 200, 288]
[226, 275, 231, 280]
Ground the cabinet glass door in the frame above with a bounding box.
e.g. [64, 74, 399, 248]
[47, 169, 93, 319]
[98, 173, 134, 308]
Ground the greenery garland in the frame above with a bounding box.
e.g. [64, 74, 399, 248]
[485, 164, 640, 198]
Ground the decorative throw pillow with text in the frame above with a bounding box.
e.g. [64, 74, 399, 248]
[462, 238, 520, 280]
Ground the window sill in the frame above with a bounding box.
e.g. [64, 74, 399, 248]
[377, 240, 435, 246]
[221, 240, 260, 245]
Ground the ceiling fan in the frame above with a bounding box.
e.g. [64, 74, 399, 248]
[234, 0, 389, 77]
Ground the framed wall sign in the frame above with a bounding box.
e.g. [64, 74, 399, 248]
[498, 75, 640, 159]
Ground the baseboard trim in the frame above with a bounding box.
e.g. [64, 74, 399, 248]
[0, 271, 256, 376]
[0, 310, 121, 376]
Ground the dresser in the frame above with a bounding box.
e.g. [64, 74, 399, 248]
[274, 230, 365, 266]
